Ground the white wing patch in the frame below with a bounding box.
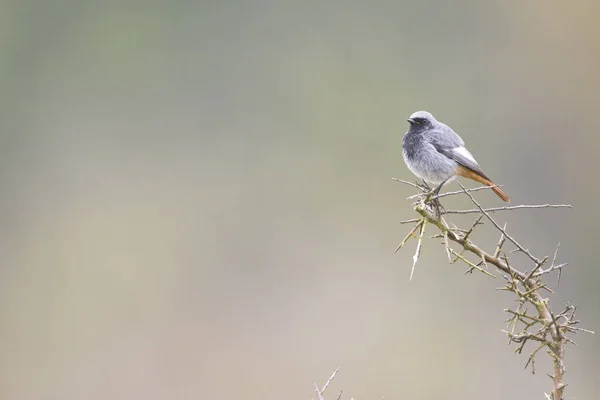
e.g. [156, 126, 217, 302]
[452, 146, 479, 167]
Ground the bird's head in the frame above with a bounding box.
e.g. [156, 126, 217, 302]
[407, 111, 436, 131]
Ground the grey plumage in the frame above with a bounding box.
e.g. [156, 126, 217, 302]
[402, 110, 509, 202]
[402, 111, 467, 185]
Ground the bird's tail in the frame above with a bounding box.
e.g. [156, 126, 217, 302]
[488, 184, 510, 202]
[456, 165, 510, 202]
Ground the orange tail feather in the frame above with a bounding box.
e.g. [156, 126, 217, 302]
[456, 165, 510, 202]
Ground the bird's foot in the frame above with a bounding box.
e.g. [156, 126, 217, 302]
[419, 179, 431, 192]
[422, 190, 446, 218]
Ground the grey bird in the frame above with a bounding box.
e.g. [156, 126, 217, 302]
[402, 111, 510, 202]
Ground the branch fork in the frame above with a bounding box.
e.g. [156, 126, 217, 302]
[392, 178, 591, 400]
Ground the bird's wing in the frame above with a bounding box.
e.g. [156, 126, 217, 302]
[428, 127, 490, 179]
[445, 147, 490, 179]
[427, 125, 463, 150]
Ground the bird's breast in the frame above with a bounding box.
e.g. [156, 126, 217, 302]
[402, 134, 457, 185]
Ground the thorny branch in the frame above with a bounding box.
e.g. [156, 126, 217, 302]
[392, 178, 593, 400]
[443, 204, 572, 215]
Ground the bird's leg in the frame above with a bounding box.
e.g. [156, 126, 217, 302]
[427, 179, 449, 218]
[416, 179, 447, 219]
[423, 180, 445, 201]
[432, 179, 448, 197]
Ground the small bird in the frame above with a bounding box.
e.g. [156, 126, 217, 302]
[402, 111, 510, 202]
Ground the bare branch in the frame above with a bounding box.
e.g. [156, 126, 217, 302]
[443, 204, 572, 215]
[321, 368, 339, 394]
[525, 342, 546, 373]
[395, 220, 423, 253]
[457, 182, 544, 266]
[493, 223, 507, 258]
[313, 368, 340, 400]
[451, 248, 496, 278]
[407, 184, 500, 200]
[432, 184, 503, 199]
[410, 219, 427, 281]
[443, 230, 452, 262]
[313, 383, 325, 400]
[400, 218, 420, 224]
[395, 180, 590, 400]
[462, 215, 484, 241]
[391, 177, 428, 191]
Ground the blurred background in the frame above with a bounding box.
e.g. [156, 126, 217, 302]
[1, 1, 599, 399]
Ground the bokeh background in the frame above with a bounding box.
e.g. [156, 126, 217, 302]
[1, 1, 599, 399]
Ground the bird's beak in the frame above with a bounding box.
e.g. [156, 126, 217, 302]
[407, 118, 416, 124]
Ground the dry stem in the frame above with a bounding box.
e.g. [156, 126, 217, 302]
[393, 178, 592, 400]
[312, 368, 343, 400]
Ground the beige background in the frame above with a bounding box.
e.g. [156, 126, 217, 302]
[1, 1, 598, 399]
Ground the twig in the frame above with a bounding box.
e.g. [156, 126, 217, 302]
[395, 179, 586, 400]
[450, 248, 496, 278]
[321, 368, 339, 394]
[457, 182, 544, 266]
[525, 256, 548, 281]
[406, 184, 499, 200]
[400, 218, 420, 224]
[391, 177, 427, 191]
[432, 184, 503, 199]
[532, 244, 567, 289]
[395, 220, 423, 253]
[553, 244, 563, 288]
[463, 215, 484, 241]
[313, 383, 325, 400]
[443, 230, 452, 261]
[443, 204, 572, 215]
[525, 342, 547, 373]
[493, 223, 507, 258]
[410, 219, 427, 281]
[313, 368, 340, 400]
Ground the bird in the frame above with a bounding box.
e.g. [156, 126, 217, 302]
[402, 111, 510, 202]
